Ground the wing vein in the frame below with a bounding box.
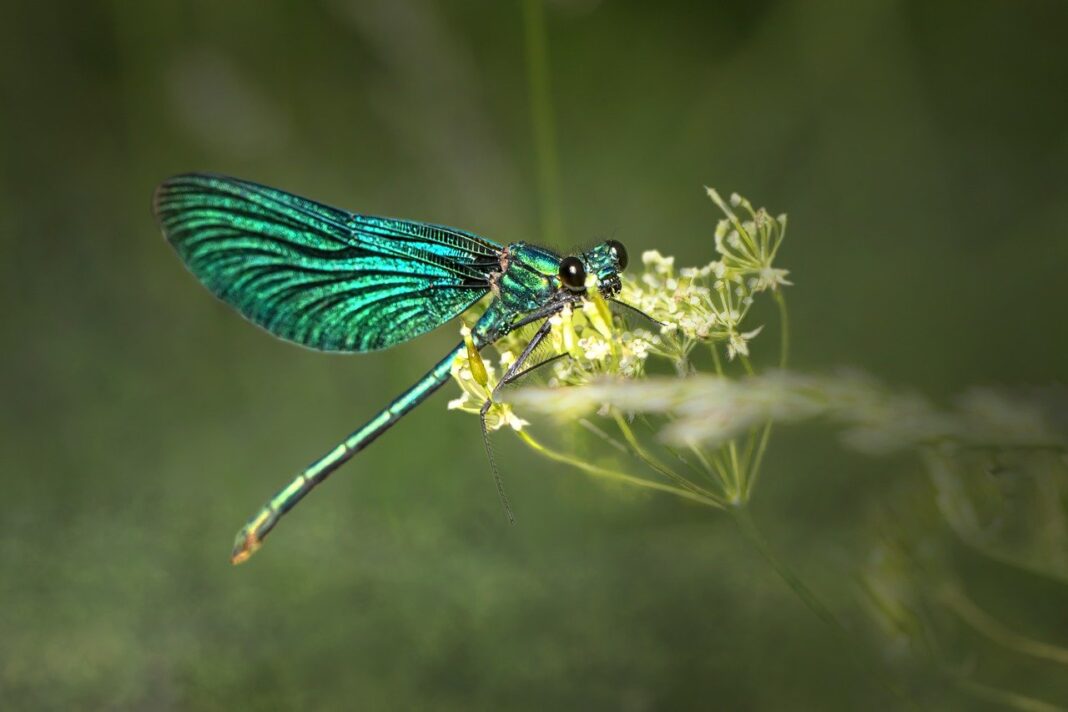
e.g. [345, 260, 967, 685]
[155, 173, 496, 352]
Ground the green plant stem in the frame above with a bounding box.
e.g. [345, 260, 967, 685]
[737, 352, 756, 376]
[710, 341, 725, 376]
[701, 443, 735, 494]
[952, 678, 1066, 712]
[740, 426, 758, 473]
[728, 504, 917, 708]
[711, 448, 734, 491]
[689, 443, 718, 480]
[577, 418, 630, 454]
[521, 0, 564, 245]
[738, 425, 762, 500]
[775, 289, 789, 369]
[940, 587, 1068, 667]
[612, 412, 716, 499]
[727, 440, 743, 501]
[743, 423, 773, 501]
[742, 289, 789, 500]
[516, 429, 726, 509]
[729, 505, 841, 629]
[642, 415, 717, 484]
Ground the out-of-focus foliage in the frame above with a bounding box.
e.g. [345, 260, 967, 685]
[3, 1, 1068, 710]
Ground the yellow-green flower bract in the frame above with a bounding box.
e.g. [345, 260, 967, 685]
[447, 187, 792, 432]
[447, 325, 529, 432]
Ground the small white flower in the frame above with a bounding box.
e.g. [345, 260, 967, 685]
[448, 187, 791, 427]
[628, 338, 651, 359]
[726, 325, 764, 360]
[756, 267, 792, 291]
[641, 250, 674, 274]
[502, 409, 529, 431]
[582, 338, 611, 361]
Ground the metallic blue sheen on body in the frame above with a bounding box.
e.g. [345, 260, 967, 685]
[153, 173, 627, 563]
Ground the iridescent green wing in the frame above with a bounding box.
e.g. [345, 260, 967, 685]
[154, 174, 500, 352]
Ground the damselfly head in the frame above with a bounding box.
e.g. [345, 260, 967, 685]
[577, 239, 628, 297]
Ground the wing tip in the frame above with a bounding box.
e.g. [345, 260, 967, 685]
[152, 172, 227, 236]
[152, 176, 189, 241]
[150, 179, 169, 223]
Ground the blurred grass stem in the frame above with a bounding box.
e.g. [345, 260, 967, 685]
[522, 0, 565, 245]
[953, 679, 1066, 712]
[940, 587, 1068, 667]
[729, 504, 918, 708]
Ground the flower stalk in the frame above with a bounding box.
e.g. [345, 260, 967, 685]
[445, 186, 1068, 707]
[448, 187, 792, 510]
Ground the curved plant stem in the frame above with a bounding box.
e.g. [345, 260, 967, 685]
[940, 587, 1068, 667]
[728, 504, 918, 708]
[516, 429, 726, 509]
[729, 505, 842, 630]
[611, 411, 717, 500]
[577, 417, 629, 454]
[952, 678, 1066, 712]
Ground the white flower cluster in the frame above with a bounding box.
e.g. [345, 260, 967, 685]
[539, 298, 659, 385]
[618, 188, 789, 360]
[447, 188, 791, 429]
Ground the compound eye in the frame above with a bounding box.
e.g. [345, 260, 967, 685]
[558, 256, 586, 291]
[607, 239, 628, 271]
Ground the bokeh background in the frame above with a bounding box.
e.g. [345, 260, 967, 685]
[3, 1, 1068, 709]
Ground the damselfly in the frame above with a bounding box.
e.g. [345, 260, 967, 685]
[153, 174, 630, 563]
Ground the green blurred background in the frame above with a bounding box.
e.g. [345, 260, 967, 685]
[3, 1, 1068, 709]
